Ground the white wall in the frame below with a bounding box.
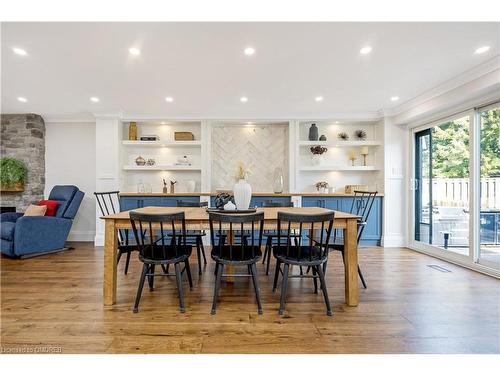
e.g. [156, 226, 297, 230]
[45, 122, 96, 241]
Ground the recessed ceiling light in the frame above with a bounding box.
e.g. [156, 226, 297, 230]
[17, 97, 27, 102]
[129, 47, 141, 56]
[390, 96, 400, 102]
[13, 47, 27, 56]
[315, 96, 324, 102]
[90, 97, 100, 103]
[165, 97, 174, 103]
[359, 46, 372, 55]
[240, 97, 248, 103]
[244, 47, 255, 56]
[474, 45, 490, 54]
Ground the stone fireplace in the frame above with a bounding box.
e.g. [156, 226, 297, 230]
[0, 114, 45, 211]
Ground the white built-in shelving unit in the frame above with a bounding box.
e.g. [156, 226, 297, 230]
[117, 119, 385, 194]
[120, 120, 203, 193]
[294, 120, 384, 192]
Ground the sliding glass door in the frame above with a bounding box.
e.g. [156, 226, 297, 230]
[478, 105, 500, 269]
[414, 116, 471, 257]
[413, 102, 500, 273]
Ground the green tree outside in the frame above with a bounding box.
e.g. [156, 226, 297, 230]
[431, 108, 500, 178]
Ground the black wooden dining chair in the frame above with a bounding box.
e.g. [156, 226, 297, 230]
[260, 201, 299, 275]
[321, 190, 378, 289]
[174, 200, 208, 275]
[209, 212, 265, 315]
[130, 211, 193, 313]
[94, 191, 136, 275]
[272, 211, 335, 316]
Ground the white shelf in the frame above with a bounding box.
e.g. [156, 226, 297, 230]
[299, 166, 379, 171]
[298, 140, 381, 147]
[123, 165, 201, 171]
[122, 140, 201, 147]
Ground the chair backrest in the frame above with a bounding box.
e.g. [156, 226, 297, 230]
[261, 200, 294, 207]
[94, 191, 121, 215]
[277, 211, 334, 261]
[177, 200, 209, 208]
[49, 185, 79, 217]
[129, 211, 187, 260]
[348, 191, 378, 240]
[95, 191, 127, 244]
[209, 212, 264, 261]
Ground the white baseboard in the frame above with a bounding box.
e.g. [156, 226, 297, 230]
[381, 235, 407, 247]
[68, 231, 95, 242]
[94, 233, 104, 247]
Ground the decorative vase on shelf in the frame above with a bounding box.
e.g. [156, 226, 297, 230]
[137, 179, 145, 193]
[308, 123, 319, 141]
[311, 154, 324, 166]
[273, 167, 284, 194]
[128, 122, 137, 141]
[233, 178, 252, 210]
[185, 179, 196, 193]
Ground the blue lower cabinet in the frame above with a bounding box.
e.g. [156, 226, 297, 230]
[301, 196, 382, 246]
[209, 195, 292, 208]
[119, 196, 201, 210]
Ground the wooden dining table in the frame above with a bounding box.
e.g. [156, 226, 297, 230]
[101, 206, 361, 307]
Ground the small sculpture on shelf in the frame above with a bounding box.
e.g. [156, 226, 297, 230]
[354, 129, 367, 140]
[319, 134, 327, 141]
[135, 156, 146, 166]
[162, 179, 168, 194]
[315, 181, 329, 194]
[338, 132, 349, 141]
[170, 180, 177, 194]
[146, 158, 156, 166]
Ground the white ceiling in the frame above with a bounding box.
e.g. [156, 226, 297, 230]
[1, 22, 499, 120]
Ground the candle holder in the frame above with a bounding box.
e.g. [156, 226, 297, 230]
[360, 146, 369, 166]
[348, 150, 357, 166]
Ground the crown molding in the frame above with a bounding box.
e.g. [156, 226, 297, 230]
[119, 112, 383, 122]
[385, 55, 500, 119]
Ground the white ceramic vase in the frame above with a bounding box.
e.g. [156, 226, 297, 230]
[311, 154, 324, 166]
[233, 178, 252, 210]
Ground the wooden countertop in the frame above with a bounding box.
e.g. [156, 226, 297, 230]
[119, 192, 384, 197]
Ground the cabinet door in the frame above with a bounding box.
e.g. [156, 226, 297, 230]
[302, 197, 326, 208]
[251, 196, 292, 207]
[361, 198, 382, 243]
[166, 196, 201, 207]
[140, 197, 162, 207]
[119, 197, 141, 211]
[324, 197, 341, 210]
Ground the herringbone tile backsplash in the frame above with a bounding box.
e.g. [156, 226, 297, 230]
[212, 125, 289, 191]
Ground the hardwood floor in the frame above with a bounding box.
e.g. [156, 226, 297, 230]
[1, 243, 499, 354]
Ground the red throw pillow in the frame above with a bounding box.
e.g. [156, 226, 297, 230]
[38, 200, 59, 216]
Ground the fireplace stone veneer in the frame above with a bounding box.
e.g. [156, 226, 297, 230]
[0, 114, 45, 211]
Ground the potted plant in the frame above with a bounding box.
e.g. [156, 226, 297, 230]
[315, 181, 329, 194]
[310, 145, 328, 166]
[0, 157, 27, 192]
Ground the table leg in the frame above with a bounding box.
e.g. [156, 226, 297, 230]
[104, 220, 118, 306]
[344, 218, 359, 306]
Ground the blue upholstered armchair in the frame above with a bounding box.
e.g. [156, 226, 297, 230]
[0, 185, 84, 258]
